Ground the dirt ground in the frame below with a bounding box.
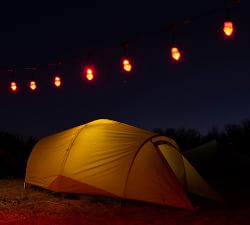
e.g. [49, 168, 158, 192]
[0, 179, 250, 225]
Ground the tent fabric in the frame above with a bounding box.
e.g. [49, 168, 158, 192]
[184, 140, 218, 164]
[182, 157, 222, 202]
[25, 119, 219, 210]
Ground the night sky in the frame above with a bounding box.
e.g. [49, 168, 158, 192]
[0, 1, 249, 139]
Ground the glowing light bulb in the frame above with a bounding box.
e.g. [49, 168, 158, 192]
[122, 59, 132, 72]
[84, 67, 95, 81]
[29, 81, 37, 91]
[10, 82, 18, 92]
[223, 21, 234, 37]
[54, 76, 62, 87]
[171, 47, 181, 61]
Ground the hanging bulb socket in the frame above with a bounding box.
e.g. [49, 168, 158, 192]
[223, 8, 234, 37]
[121, 42, 133, 73]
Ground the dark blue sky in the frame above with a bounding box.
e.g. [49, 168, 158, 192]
[0, 1, 249, 138]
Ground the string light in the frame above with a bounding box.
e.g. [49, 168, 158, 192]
[122, 58, 132, 72]
[0, 2, 239, 94]
[29, 81, 37, 91]
[171, 47, 181, 61]
[121, 42, 133, 73]
[170, 27, 182, 62]
[84, 67, 95, 81]
[10, 82, 18, 92]
[223, 21, 234, 37]
[223, 6, 234, 38]
[54, 76, 62, 87]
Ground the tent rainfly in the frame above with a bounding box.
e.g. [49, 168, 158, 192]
[25, 119, 220, 210]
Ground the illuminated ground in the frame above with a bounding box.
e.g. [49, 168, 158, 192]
[0, 179, 249, 225]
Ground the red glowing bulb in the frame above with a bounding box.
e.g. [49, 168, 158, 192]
[29, 81, 37, 91]
[84, 67, 95, 81]
[122, 59, 132, 72]
[54, 76, 62, 87]
[223, 21, 234, 37]
[171, 47, 181, 61]
[10, 82, 18, 92]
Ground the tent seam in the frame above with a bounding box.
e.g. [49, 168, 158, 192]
[122, 134, 161, 198]
[153, 140, 180, 152]
[155, 145, 193, 209]
[59, 125, 86, 175]
[154, 140, 186, 188]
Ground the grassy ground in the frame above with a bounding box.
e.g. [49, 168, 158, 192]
[0, 179, 250, 225]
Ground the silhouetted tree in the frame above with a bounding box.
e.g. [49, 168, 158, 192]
[153, 127, 202, 151]
[0, 131, 38, 178]
[203, 126, 220, 142]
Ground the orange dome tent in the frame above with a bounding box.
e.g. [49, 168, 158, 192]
[25, 119, 220, 209]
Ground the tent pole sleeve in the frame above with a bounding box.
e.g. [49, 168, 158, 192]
[122, 134, 161, 198]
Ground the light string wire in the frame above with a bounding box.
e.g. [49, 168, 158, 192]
[0, 0, 240, 92]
